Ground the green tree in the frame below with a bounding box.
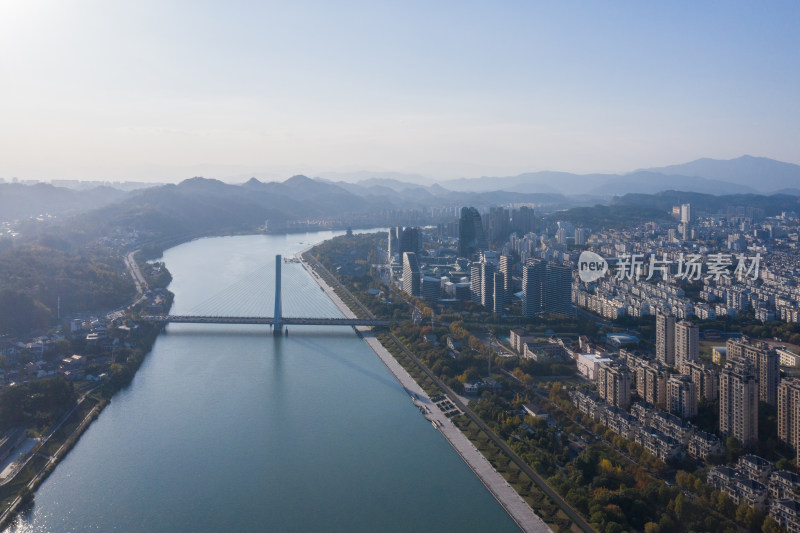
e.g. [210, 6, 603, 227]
[643, 522, 660, 533]
[55, 338, 72, 355]
[0, 289, 51, 335]
[735, 502, 750, 525]
[457, 368, 480, 384]
[716, 492, 736, 517]
[726, 436, 743, 463]
[658, 513, 677, 533]
[549, 381, 563, 403]
[762, 516, 782, 533]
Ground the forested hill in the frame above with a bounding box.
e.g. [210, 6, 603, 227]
[611, 191, 800, 216]
[0, 182, 128, 222]
[35, 176, 375, 246]
[32, 176, 575, 247]
[0, 247, 134, 335]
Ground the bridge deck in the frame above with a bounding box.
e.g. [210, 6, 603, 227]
[141, 315, 390, 326]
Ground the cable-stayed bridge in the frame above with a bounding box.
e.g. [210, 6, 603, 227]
[142, 255, 389, 332]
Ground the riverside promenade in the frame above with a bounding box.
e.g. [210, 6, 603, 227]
[298, 252, 551, 533]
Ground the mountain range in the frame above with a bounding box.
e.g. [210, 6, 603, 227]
[431, 156, 799, 196]
[3, 156, 798, 239]
[0, 182, 127, 223]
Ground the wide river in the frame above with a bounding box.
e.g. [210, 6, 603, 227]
[8, 232, 518, 532]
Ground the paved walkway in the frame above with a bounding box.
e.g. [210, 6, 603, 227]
[298, 252, 551, 533]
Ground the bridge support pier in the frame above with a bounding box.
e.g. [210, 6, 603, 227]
[273, 254, 282, 335]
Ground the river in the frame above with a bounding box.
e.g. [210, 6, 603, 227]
[7, 231, 518, 532]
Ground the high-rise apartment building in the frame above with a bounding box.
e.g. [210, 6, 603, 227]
[387, 228, 399, 263]
[636, 362, 668, 409]
[720, 356, 759, 448]
[402, 252, 421, 297]
[398, 227, 421, 257]
[522, 259, 545, 318]
[597, 362, 631, 410]
[656, 312, 676, 367]
[727, 337, 779, 406]
[778, 379, 800, 463]
[486, 207, 510, 245]
[543, 263, 573, 317]
[469, 263, 482, 304]
[682, 361, 719, 403]
[421, 276, 441, 301]
[458, 207, 484, 258]
[511, 206, 536, 235]
[499, 255, 512, 301]
[480, 262, 495, 309]
[681, 203, 692, 224]
[668, 374, 697, 419]
[675, 321, 699, 369]
[574, 228, 587, 245]
[491, 272, 506, 314]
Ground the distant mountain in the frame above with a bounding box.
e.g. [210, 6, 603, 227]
[331, 178, 426, 195]
[52, 176, 375, 245]
[329, 177, 576, 212]
[39, 174, 591, 247]
[0, 182, 128, 222]
[441, 171, 588, 193]
[356, 178, 434, 192]
[19, 155, 795, 248]
[587, 171, 758, 196]
[437, 156, 797, 196]
[315, 170, 432, 186]
[439, 170, 757, 196]
[243, 175, 369, 215]
[641, 155, 800, 193]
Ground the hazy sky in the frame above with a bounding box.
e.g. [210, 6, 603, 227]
[1, 1, 798, 182]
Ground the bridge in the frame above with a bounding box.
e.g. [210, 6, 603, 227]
[142, 254, 389, 333]
[144, 316, 389, 327]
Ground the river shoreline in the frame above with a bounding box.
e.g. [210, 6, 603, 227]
[297, 250, 551, 533]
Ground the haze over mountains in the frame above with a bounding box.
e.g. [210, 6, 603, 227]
[433, 156, 799, 196]
[641, 156, 800, 195]
[0, 182, 127, 222]
[2, 156, 798, 229]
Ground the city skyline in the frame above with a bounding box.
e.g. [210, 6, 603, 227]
[2, 1, 799, 182]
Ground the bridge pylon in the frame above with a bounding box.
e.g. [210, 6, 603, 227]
[273, 254, 282, 335]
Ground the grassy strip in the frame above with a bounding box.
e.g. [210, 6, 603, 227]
[375, 332, 441, 397]
[451, 415, 576, 533]
[302, 252, 370, 319]
[40, 398, 98, 456]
